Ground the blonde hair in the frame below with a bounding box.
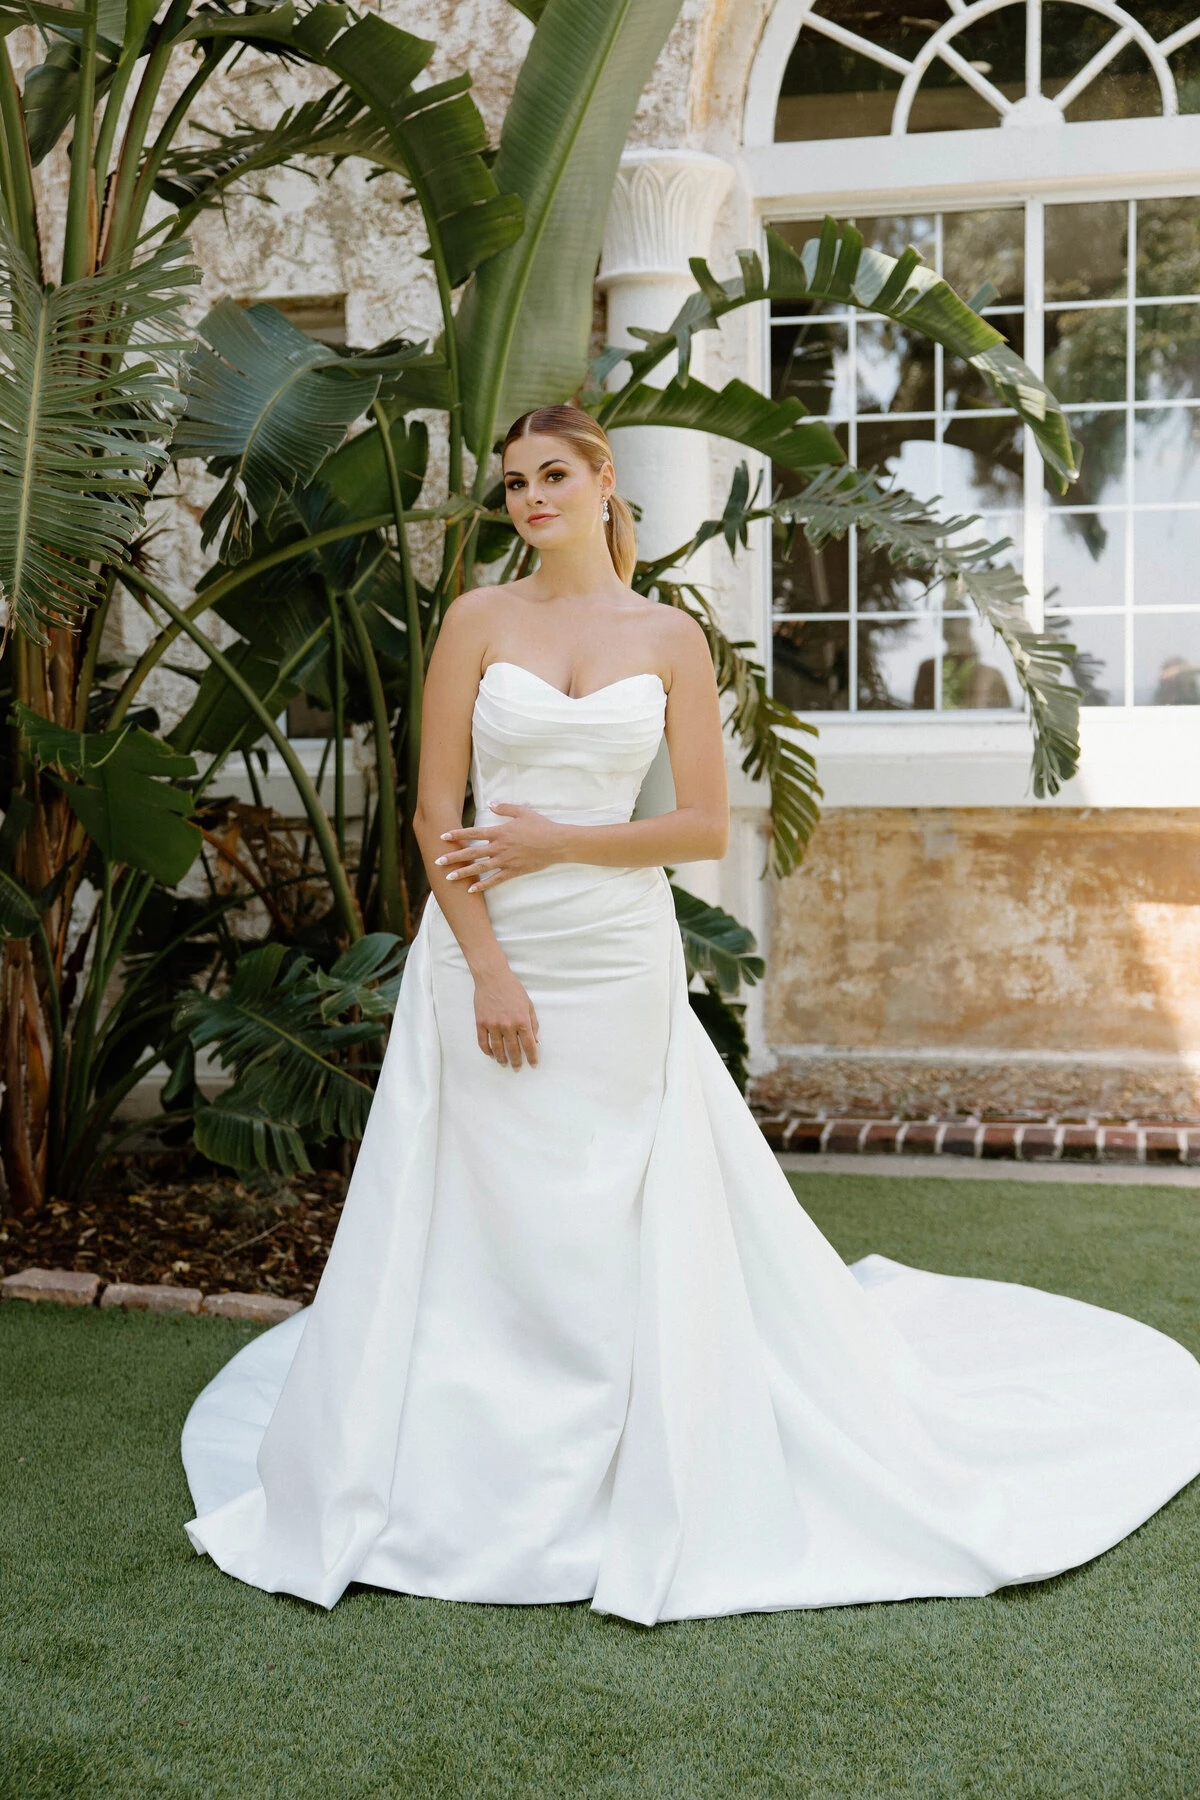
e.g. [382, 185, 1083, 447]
[501, 405, 638, 584]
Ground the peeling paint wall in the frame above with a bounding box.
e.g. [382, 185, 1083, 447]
[755, 811, 1200, 1119]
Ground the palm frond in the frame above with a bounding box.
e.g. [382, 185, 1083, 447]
[635, 558, 822, 879]
[0, 228, 196, 645]
[687, 462, 1082, 798]
[176, 934, 406, 1173]
[596, 220, 1079, 493]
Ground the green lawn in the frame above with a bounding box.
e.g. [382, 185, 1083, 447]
[3, 1172, 1199, 1800]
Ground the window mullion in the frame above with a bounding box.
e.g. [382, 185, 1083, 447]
[1023, 196, 1045, 632]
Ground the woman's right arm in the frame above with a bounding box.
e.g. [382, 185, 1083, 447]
[412, 594, 539, 1070]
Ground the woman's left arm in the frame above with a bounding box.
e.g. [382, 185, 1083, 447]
[436, 615, 729, 891]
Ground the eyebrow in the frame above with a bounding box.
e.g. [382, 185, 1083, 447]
[504, 458, 568, 475]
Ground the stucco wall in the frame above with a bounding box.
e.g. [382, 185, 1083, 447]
[754, 809, 1200, 1120]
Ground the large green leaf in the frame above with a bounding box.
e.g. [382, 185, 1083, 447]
[603, 374, 845, 473]
[599, 220, 1080, 492]
[14, 702, 202, 883]
[686, 461, 1082, 798]
[670, 881, 764, 995]
[174, 299, 425, 562]
[178, 934, 405, 1174]
[0, 229, 194, 644]
[458, 0, 683, 457]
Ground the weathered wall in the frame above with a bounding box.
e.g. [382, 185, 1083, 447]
[753, 809, 1200, 1120]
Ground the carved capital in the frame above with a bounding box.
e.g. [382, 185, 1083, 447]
[598, 149, 735, 290]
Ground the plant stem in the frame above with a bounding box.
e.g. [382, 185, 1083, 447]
[74, 567, 118, 730]
[241, 748, 265, 809]
[100, 0, 190, 262]
[371, 405, 423, 830]
[0, 43, 40, 271]
[340, 588, 404, 936]
[105, 512, 405, 728]
[62, 0, 100, 283]
[124, 48, 229, 250]
[118, 568, 363, 942]
[325, 582, 346, 857]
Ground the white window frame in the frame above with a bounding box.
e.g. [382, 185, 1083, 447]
[742, 7, 1200, 807]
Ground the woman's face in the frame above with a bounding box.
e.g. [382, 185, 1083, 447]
[502, 433, 612, 555]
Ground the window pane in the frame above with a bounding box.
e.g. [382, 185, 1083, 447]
[1133, 408, 1200, 503]
[1134, 614, 1200, 705]
[1045, 613, 1125, 706]
[774, 525, 850, 615]
[1060, 38, 1162, 124]
[857, 541, 938, 615]
[855, 319, 935, 415]
[1134, 304, 1200, 400]
[854, 214, 937, 265]
[1136, 198, 1200, 297]
[942, 416, 1024, 511]
[1045, 512, 1126, 610]
[858, 617, 939, 711]
[1133, 508, 1200, 606]
[943, 208, 1024, 308]
[856, 417, 936, 489]
[1049, 411, 1126, 507]
[939, 617, 1020, 711]
[906, 14, 1023, 135]
[772, 620, 849, 711]
[774, 6, 917, 143]
[1044, 201, 1127, 304]
[1045, 308, 1127, 404]
[772, 319, 851, 416]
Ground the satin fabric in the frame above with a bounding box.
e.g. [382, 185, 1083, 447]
[183, 661, 1200, 1622]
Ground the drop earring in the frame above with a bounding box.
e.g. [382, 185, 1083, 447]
[602, 497, 611, 523]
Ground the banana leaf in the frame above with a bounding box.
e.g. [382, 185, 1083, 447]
[599, 221, 1080, 492]
[14, 702, 202, 884]
[459, 0, 683, 455]
[0, 230, 195, 643]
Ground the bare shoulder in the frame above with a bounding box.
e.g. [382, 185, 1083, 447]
[431, 584, 506, 670]
[649, 603, 713, 687]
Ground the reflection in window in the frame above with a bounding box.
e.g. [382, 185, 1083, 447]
[775, 4, 1200, 142]
[771, 197, 1200, 708]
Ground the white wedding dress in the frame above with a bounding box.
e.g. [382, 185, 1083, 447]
[183, 662, 1200, 1622]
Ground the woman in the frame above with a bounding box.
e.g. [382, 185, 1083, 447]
[183, 406, 1200, 1623]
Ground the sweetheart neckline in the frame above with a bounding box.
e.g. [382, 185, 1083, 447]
[481, 660, 666, 703]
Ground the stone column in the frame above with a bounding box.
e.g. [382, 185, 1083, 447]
[598, 148, 735, 562]
[602, 150, 774, 1070]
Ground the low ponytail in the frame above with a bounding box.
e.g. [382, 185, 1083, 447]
[604, 491, 638, 584]
[502, 404, 639, 585]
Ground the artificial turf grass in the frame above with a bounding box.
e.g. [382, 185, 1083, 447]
[0, 1172, 1197, 1800]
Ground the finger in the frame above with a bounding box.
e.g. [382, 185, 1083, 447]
[477, 1026, 493, 1059]
[468, 870, 508, 894]
[502, 1027, 523, 1069]
[447, 858, 495, 884]
[489, 1029, 510, 1067]
[518, 1022, 538, 1067]
[490, 803, 526, 816]
[436, 843, 490, 867]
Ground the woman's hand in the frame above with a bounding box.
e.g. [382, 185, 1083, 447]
[435, 804, 571, 893]
[472, 961, 539, 1069]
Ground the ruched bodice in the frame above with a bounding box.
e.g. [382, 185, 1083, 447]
[470, 661, 666, 829]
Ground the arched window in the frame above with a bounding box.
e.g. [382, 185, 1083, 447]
[744, 2, 1200, 800]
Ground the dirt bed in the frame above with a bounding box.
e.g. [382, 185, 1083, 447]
[0, 1163, 347, 1301]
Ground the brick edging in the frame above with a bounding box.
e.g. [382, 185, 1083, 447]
[755, 1115, 1200, 1166]
[0, 1269, 300, 1321]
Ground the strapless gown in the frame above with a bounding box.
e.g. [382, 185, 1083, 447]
[182, 661, 1200, 1622]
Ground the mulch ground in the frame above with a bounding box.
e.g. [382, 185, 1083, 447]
[0, 1161, 347, 1300]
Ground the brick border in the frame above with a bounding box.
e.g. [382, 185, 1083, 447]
[756, 1115, 1200, 1166]
[0, 1269, 301, 1321]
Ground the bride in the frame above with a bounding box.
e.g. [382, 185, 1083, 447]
[183, 405, 1200, 1623]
